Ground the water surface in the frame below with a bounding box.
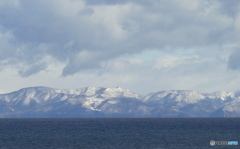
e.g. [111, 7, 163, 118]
[0, 118, 239, 149]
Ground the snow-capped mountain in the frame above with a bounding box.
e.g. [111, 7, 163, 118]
[0, 87, 240, 118]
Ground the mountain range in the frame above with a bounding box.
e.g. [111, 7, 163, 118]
[0, 86, 240, 118]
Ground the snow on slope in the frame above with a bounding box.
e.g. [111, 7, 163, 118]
[1, 86, 240, 117]
[0, 86, 143, 117]
[143, 90, 205, 104]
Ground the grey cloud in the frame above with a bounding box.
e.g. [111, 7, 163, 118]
[218, 0, 240, 17]
[0, 27, 16, 61]
[85, 0, 129, 5]
[18, 63, 47, 77]
[79, 8, 94, 16]
[0, 0, 239, 76]
[228, 50, 240, 70]
[62, 50, 106, 76]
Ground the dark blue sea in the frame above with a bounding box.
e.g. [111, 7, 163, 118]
[0, 118, 239, 149]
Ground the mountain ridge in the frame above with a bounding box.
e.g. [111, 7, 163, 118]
[0, 86, 240, 118]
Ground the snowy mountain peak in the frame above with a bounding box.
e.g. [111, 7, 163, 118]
[142, 90, 204, 104]
[102, 87, 138, 98]
[205, 91, 236, 100]
[214, 91, 235, 100]
[78, 87, 138, 99]
[80, 87, 102, 96]
[1, 87, 240, 117]
[18, 86, 53, 92]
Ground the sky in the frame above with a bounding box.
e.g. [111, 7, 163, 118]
[0, 0, 240, 94]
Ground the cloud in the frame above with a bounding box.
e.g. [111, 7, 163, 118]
[0, 47, 238, 94]
[228, 49, 240, 70]
[0, 0, 239, 78]
[18, 63, 47, 77]
[0, 0, 20, 8]
[62, 50, 106, 76]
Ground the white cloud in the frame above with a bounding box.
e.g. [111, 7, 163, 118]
[0, 0, 240, 93]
